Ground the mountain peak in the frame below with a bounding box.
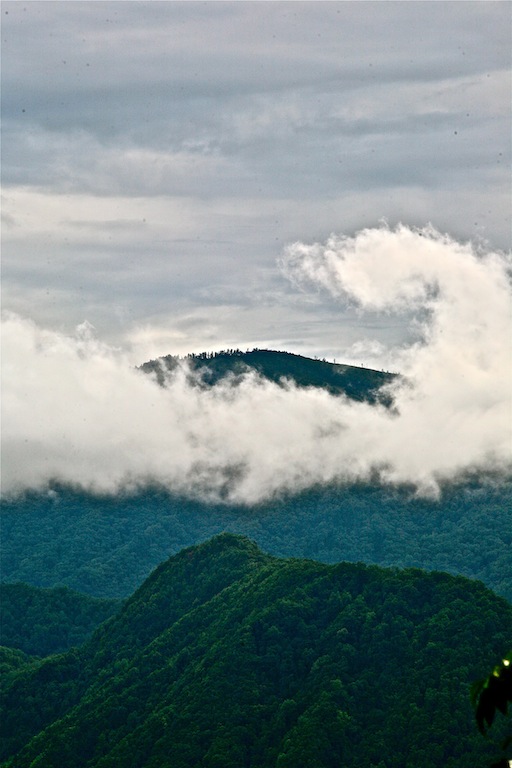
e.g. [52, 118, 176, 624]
[3, 537, 511, 768]
[139, 348, 396, 404]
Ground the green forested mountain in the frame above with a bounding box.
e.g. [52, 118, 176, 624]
[0, 583, 121, 657]
[2, 478, 511, 600]
[1, 535, 510, 768]
[139, 348, 395, 404]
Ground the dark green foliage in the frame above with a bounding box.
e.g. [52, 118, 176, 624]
[473, 653, 512, 734]
[139, 348, 395, 405]
[0, 647, 36, 682]
[2, 478, 510, 600]
[472, 651, 512, 767]
[0, 583, 121, 657]
[1, 535, 511, 768]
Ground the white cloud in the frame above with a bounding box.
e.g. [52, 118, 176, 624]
[2, 226, 510, 503]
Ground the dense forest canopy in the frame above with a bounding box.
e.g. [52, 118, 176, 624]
[1, 535, 510, 768]
[0, 583, 121, 657]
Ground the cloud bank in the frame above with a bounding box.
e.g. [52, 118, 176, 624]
[2, 225, 511, 503]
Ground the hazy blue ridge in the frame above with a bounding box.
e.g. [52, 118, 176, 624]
[2, 478, 511, 601]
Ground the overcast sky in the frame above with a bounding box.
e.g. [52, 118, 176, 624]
[2, 0, 510, 365]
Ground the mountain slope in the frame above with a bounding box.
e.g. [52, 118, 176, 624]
[2, 535, 510, 768]
[0, 583, 122, 657]
[139, 348, 395, 404]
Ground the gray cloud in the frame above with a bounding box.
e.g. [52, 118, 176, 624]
[1, 1, 510, 362]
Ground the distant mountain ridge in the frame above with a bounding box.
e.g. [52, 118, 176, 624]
[139, 348, 396, 405]
[3, 478, 511, 601]
[1, 534, 510, 767]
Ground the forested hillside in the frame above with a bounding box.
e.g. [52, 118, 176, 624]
[0, 583, 121, 657]
[2, 478, 510, 600]
[139, 348, 395, 404]
[1, 535, 510, 768]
